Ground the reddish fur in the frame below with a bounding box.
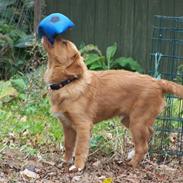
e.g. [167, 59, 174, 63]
[42, 37, 183, 170]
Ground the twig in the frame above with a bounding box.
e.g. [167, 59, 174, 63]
[88, 149, 100, 157]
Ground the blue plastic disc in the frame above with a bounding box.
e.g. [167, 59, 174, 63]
[38, 13, 75, 44]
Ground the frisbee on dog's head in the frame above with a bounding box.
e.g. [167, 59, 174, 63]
[38, 13, 75, 44]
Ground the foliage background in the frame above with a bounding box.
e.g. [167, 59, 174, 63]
[0, 0, 46, 80]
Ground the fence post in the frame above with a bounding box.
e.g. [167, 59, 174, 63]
[34, 0, 41, 36]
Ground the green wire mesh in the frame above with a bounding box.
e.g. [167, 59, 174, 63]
[149, 15, 183, 161]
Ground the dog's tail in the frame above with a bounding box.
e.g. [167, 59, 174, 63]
[158, 79, 183, 98]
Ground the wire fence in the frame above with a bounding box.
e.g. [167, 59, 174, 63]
[1, 0, 34, 33]
[149, 15, 183, 162]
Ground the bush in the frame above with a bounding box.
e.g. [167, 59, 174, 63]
[80, 43, 143, 72]
[0, 0, 46, 80]
[0, 22, 46, 79]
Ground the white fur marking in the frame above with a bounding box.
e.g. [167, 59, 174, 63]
[69, 165, 82, 172]
[127, 149, 135, 160]
[69, 165, 76, 171]
[52, 112, 71, 126]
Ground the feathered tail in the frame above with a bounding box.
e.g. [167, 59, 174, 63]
[158, 79, 183, 98]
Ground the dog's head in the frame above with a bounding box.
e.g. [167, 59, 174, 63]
[42, 37, 84, 84]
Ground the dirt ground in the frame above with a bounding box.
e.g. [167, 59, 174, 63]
[0, 147, 182, 183]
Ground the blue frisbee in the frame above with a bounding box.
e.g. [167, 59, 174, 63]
[38, 13, 75, 44]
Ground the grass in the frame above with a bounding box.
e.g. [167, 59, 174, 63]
[0, 97, 63, 154]
[0, 98, 129, 157]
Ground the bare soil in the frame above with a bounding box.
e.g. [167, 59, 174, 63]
[0, 147, 182, 183]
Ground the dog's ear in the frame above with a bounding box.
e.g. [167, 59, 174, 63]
[65, 53, 84, 78]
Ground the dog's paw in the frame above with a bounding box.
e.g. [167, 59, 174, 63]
[127, 159, 139, 168]
[69, 165, 83, 172]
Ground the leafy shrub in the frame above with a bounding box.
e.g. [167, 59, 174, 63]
[0, 21, 46, 79]
[80, 43, 143, 72]
[0, 0, 46, 80]
[0, 0, 34, 33]
[0, 22, 29, 79]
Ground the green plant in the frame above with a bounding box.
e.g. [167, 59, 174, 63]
[0, 21, 46, 79]
[80, 43, 143, 72]
[0, 67, 63, 156]
[0, 0, 46, 80]
[0, 0, 34, 33]
[80, 44, 106, 70]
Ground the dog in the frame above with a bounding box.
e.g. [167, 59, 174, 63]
[42, 37, 183, 171]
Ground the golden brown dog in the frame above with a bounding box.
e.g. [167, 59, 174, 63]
[42, 37, 183, 171]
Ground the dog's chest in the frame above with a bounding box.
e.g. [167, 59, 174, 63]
[53, 111, 71, 126]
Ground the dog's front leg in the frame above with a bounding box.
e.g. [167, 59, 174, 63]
[62, 124, 76, 164]
[69, 122, 92, 171]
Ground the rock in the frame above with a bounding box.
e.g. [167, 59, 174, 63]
[20, 168, 40, 179]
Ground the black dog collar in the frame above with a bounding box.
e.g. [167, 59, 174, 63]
[49, 77, 77, 90]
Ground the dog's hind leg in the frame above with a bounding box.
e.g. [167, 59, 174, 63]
[128, 119, 153, 168]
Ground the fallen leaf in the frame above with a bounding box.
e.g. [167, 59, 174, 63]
[102, 177, 113, 183]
